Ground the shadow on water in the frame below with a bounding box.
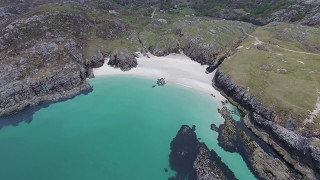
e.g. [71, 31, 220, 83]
[0, 88, 93, 131]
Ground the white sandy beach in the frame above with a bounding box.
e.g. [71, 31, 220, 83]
[93, 53, 227, 103]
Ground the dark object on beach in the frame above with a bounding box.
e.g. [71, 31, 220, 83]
[157, 78, 166, 86]
[221, 100, 228, 105]
[211, 93, 215, 97]
[164, 168, 168, 173]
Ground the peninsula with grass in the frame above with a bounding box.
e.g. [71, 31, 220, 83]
[0, 0, 320, 179]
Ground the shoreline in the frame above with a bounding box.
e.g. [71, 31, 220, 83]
[93, 53, 227, 104]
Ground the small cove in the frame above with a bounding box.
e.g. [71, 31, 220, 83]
[0, 76, 256, 180]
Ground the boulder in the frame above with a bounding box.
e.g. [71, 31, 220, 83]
[108, 49, 137, 71]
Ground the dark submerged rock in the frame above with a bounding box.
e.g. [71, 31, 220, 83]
[164, 168, 168, 173]
[169, 125, 235, 180]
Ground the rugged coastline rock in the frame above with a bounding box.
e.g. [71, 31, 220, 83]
[169, 125, 235, 180]
[217, 107, 237, 152]
[240, 130, 302, 180]
[108, 49, 137, 71]
[210, 124, 219, 132]
[217, 105, 302, 180]
[214, 69, 320, 179]
[0, 11, 94, 116]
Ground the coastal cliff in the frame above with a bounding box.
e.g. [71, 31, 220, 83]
[0, 11, 98, 116]
[214, 69, 320, 179]
[217, 105, 302, 179]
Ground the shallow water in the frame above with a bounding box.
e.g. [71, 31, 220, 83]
[0, 76, 256, 180]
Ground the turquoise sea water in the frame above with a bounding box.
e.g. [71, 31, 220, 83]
[0, 76, 256, 180]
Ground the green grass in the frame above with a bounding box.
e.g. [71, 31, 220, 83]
[194, 0, 289, 20]
[255, 23, 320, 53]
[220, 23, 320, 135]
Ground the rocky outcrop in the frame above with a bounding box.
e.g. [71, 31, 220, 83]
[217, 105, 302, 179]
[146, 19, 167, 30]
[108, 49, 137, 71]
[240, 130, 302, 180]
[217, 107, 238, 152]
[156, 78, 166, 86]
[169, 125, 235, 180]
[0, 0, 33, 27]
[267, 0, 320, 26]
[0, 11, 94, 116]
[213, 69, 320, 179]
[148, 39, 180, 57]
[193, 144, 230, 180]
[88, 51, 106, 68]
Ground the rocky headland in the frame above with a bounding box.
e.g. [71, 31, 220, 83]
[216, 105, 302, 179]
[214, 69, 320, 179]
[0, 11, 95, 116]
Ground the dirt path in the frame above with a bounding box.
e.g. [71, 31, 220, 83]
[241, 29, 320, 56]
[151, 8, 156, 18]
[305, 93, 320, 124]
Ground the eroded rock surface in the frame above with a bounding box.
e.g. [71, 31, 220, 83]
[217, 105, 302, 180]
[0, 11, 94, 116]
[108, 49, 137, 71]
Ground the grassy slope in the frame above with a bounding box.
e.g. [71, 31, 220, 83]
[24, 4, 254, 61]
[220, 23, 320, 136]
[194, 0, 290, 21]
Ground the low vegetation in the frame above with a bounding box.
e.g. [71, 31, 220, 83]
[220, 23, 320, 136]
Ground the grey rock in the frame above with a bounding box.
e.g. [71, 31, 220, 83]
[147, 19, 167, 29]
[108, 49, 137, 71]
[89, 51, 105, 68]
[156, 78, 166, 86]
[0, 11, 94, 116]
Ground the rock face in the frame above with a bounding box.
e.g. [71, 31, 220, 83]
[217, 105, 302, 180]
[240, 130, 302, 180]
[214, 69, 320, 179]
[0, 11, 95, 116]
[267, 0, 320, 26]
[108, 49, 137, 71]
[169, 125, 235, 180]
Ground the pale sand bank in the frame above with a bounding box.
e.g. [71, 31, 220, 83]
[93, 53, 227, 103]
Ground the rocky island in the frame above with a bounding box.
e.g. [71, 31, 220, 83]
[0, 0, 320, 179]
